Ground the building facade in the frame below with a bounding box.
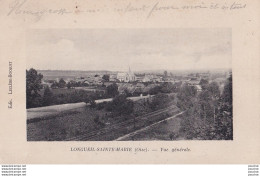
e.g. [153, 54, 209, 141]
[117, 67, 136, 82]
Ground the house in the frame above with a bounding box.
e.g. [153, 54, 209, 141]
[109, 74, 118, 82]
[103, 82, 114, 87]
[142, 75, 151, 82]
[187, 79, 200, 86]
[135, 75, 145, 82]
[195, 85, 202, 92]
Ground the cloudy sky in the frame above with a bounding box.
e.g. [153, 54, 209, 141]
[26, 28, 231, 72]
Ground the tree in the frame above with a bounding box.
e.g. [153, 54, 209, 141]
[222, 74, 232, 104]
[111, 94, 134, 115]
[176, 84, 197, 110]
[67, 81, 72, 89]
[212, 74, 233, 140]
[199, 79, 209, 90]
[149, 93, 171, 111]
[198, 94, 214, 122]
[206, 82, 220, 123]
[123, 89, 131, 97]
[161, 82, 175, 93]
[177, 74, 233, 140]
[102, 74, 110, 82]
[148, 85, 162, 95]
[207, 82, 220, 99]
[26, 68, 43, 108]
[58, 78, 66, 88]
[164, 70, 168, 77]
[42, 86, 53, 106]
[106, 83, 119, 97]
[51, 81, 59, 89]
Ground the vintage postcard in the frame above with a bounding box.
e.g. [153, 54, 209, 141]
[0, 0, 259, 164]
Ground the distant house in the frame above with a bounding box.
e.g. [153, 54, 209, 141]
[109, 74, 118, 82]
[187, 79, 200, 86]
[135, 76, 144, 82]
[142, 75, 151, 82]
[103, 82, 114, 87]
[41, 81, 52, 89]
[152, 77, 162, 82]
[195, 85, 202, 92]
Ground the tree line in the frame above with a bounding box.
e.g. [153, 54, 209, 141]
[26, 68, 119, 108]
[176, 75, 233, 140]
[26, 68, 179, 108]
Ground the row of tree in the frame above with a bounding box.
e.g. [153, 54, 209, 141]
[177, 75, 233, 140]
[26, 69, 120, 108]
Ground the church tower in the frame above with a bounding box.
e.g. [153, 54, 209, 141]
[128, 66, 132, 74]
[128, 66, 135, 82]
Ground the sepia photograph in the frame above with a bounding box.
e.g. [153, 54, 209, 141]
[26, 28, 232, 141]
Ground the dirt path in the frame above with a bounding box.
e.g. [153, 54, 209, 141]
[114, 111, 185, 141]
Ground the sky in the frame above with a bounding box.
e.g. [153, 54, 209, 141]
[26, 28, 232, 72]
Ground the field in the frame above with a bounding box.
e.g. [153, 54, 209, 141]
[27, 97, 180, 141]
[27, 107, 108, 141]
[121, 115, 184, 141]
[38, 87, 99, 96]
[38, 70, 113, 80]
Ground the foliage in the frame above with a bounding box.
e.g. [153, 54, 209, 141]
[176, 83, 197, 110]
[51, 81, 59, 89]
[106, 83, 119, 98]
[222, 74, 232, 105]
[26, 68, 43, 108]
[148, 93, 171, 111]
[58, 78, 66, 88]
[42, 87, 53, 106]
[148, 82, 179, 95]
[164, 70, 168, 77]
[66, 80, 88, 89]
[148, 85, 162, 95]
[178, 74, 233, 140]
[102, 74, 110, 82]
[104, 94, 134, 116]
[199, 79, 209, 90]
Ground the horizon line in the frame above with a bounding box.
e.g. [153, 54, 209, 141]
[27, 68, 232, 72]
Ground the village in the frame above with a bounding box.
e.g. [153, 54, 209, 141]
[26, 29, 233, 142]
[27, 66, 232, 141]
[38, 67, 224, 98]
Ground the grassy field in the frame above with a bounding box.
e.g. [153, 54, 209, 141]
[38, 88, 94, 96]
[121, 114, 185, 141]
[27, 96, 179, 141]
[27, 105, 132, 141]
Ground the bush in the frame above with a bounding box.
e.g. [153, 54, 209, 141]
[26, 68, 43, 108]
[106, 83, 119, 98]
[169, 132, 178, 140]
[94, 116, 100, 123]
[104, 94, 134, 115]
[96, 102, 106, 110]
[42, 87, 53, 106]
[90, 99, 96, 108]
[148, 93, 171, 111]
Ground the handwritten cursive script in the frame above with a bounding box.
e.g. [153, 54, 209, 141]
[6, 0, 247, 21]
[7, 0, 71, 21]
